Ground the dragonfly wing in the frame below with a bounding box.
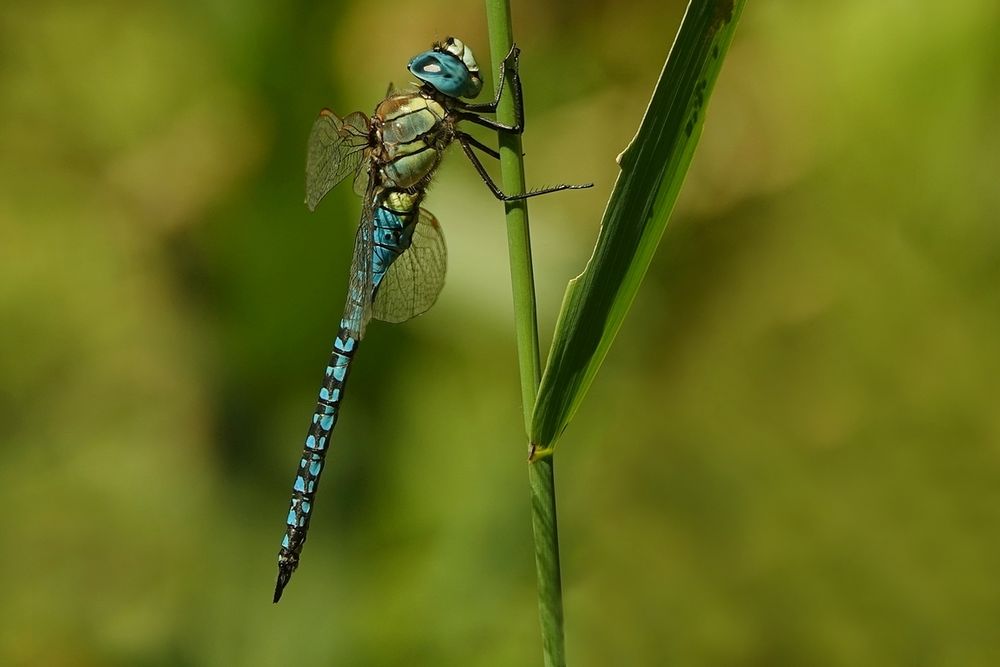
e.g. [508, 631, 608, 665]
[372, 208, 447, 324]
[305, 110, 371, 211]
[342, 175, 380, 338]
[352, 163, 370, 198]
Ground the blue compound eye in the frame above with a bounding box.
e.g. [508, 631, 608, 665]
[407, 50, 481, 99]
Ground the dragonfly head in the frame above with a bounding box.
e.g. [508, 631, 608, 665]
[407, 36, 483, 99]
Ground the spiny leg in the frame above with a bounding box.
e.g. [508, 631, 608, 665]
[457, 133, 592, 201]
[454, 46, 590, 198]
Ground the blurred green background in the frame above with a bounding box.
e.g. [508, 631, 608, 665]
[2, 1, 999, 665]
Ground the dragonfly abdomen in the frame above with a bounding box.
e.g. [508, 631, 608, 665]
[275, 198, 421, 603]
[373, 204, 419, 284]
[274, 324, 357, 602]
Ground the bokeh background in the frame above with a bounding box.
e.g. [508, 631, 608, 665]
[3, 0, 999, 664]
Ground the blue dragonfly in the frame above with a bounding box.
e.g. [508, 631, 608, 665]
[274, 37, 590, 602]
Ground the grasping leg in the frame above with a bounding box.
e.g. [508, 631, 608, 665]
[461, 46, 522, 113]
[457, 133, 591, 201]
[456, 44, 524, 134]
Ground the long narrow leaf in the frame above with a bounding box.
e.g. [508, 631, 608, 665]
[530, 0, 747, 453]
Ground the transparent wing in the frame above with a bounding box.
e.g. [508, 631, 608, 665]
[372, 209, 447, 324]
[342, 175, 379, 339]
[305, 110, 370, 211]
[352, 162, 370, 198]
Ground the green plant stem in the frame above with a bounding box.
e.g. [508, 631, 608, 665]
[526, 455, 564, 666]
[484, 10, 539, 408]
[484, 2, 566, 666]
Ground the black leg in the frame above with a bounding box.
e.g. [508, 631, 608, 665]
[456, 112, 523, 134]
[455, 45, 524, 134]
[457, 132, 502, 160]
[460, 45, 520, 114]
[458, 135, 593, 202]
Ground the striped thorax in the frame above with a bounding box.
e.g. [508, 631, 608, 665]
[374, 93, 451, 190]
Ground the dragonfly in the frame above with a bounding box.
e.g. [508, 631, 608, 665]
[274, 36, 591, 603]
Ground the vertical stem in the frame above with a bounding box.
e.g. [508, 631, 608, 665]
[483, 3, 566, 666]
[484, 7, 540, 409]
[527, 455, 564, 667]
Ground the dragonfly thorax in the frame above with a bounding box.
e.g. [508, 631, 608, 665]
[373, 92, 451, 190]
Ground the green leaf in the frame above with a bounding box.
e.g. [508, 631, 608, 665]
[530, 0, 747, 454]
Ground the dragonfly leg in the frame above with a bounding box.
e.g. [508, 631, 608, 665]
[456, 110, 523, 135]
[456, 131, 501, 160]
[456, 45, 525, 134]
[461, 45, 521, 114]
[458, 134, 592, 201]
